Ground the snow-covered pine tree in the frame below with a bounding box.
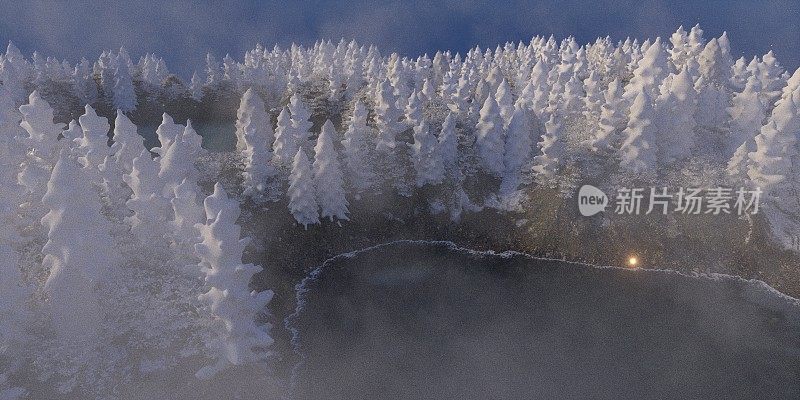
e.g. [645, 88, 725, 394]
[152, 113, 184, 158]
[623, 37, 669, 102]
[411, 117, 445, 187]
[189, 71, 205, 102]
[41, 150, 115, 343]
[404, 90, 423, 128]
[757, 51, 786, 105]
[159, 122, 202, 198]
[288, 148, 319, 228]
[694, 38, 733, 130]
[110, 110, 145, 175]
[698, 38, 732, 85]
[561, 74, 586, 118]
[169, 177, 204, 251]
[194, 183, 274, 380]
[17, 91, 65, 198]
[374, 78, 402, 153]
[747, 85, 799, 195]
[438, 112, 459, 176]
[782, 67, 800, 101]
[533, 114, 566, 180]
[475, 94, 505, 176]
[0, 44, 28, 105]
[341, 99, 374, 192]
[668, 26, 690, 71]
[619, 88, 659, 178]
[502, 104, 533, 191]
[113, 49, 137, 113]
[726, 142, 751, 184]
[730, 56, 750, 92]
[235, 89, 266, 151]
[419, 77, 436, 104]
[123, 150, 170, 244]
[236, 89, 276, 196]
[313, 121, 349, 221]
[655, 66, 697, 164]
[205, 53, 223, 87]
[582, 70, 604, 121]
[96, 51, 116, 102]
[726, 75, 765, 158]
[288, 93, 313, 151]
[72, 58, 98, 106]
[58, 120, 81, 150]
[495, 79, 514, 126]
[527, 60, 551, 118]
[694, 74, 731, 131]
[75, 105, 111, 170]
[272, 107, 298, 168]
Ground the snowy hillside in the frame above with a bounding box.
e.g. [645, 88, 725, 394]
[1, 25, 800, 398]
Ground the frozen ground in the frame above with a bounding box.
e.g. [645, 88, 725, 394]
[288, 241, 800, 400]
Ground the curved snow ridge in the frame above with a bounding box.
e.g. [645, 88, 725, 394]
[284, 239, 800, 396]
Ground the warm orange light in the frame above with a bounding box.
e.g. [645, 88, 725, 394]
[627, 256, 639, 268]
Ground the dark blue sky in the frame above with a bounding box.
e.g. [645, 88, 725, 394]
[0, 1, 797, 78]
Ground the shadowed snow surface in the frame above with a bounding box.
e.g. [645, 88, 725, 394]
[287, 241, 800, 400]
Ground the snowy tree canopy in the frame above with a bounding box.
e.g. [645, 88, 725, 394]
[2, 25, 800, 396]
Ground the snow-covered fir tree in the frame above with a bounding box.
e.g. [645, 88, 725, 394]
[41, 150, 115, 343]
[620, 88, 660, 179]
[655, 66, 697, 165]
[438, 112, 459, 177]
[159, 121, 203, 197]
[152, 113, 184, 158]
[110, 110, 146, 174]
[495, 79, 514, 125]
[272, 106, 298, 167]
[373, 78, 402, 153]
[17, 91, 65, 198]
[189, 70, 205, 102]
[169, 177, 204, 251]
[313, 121, 349, 222]
[623, 37, 669, 102]
[726, 75, 766, 158]
[502, 104, 533, 191]
[288, 93, 313, 151]
[288, 148, 319, 228]
[74, 105, 111, 170]
[195, 183, 274, 380]
[404, 90, 423, 128]
[475, 94, 506, 176]
[747, 85, 799, 195]
[113, 48, 137, 112]
[411, 117, 445, 187]
[341, 99, 374, 192]
[533, 114, 566, 180]
[236, 88, 276, 196]
[123, 150, 170, 244]
[73, 58, 98, 106]
[587, 78, 625, 152]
